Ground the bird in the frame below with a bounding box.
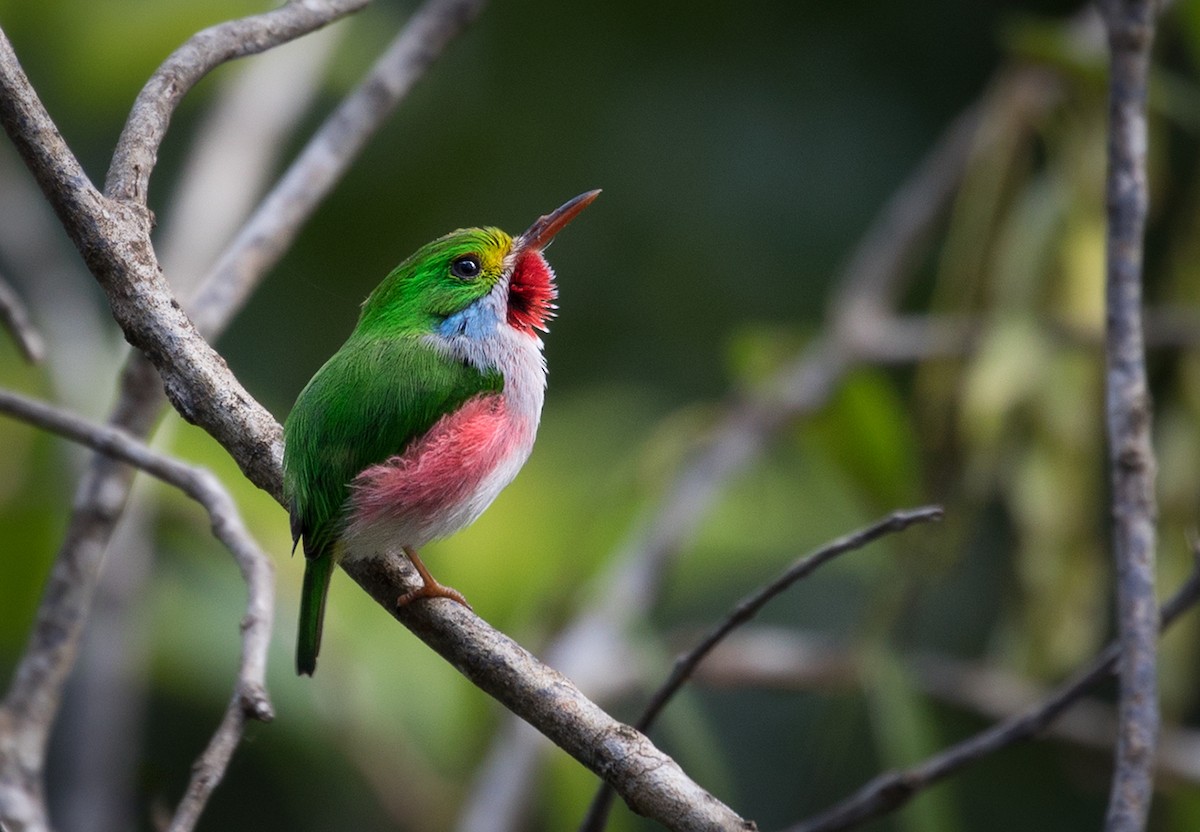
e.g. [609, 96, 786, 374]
[283, 190, 599, 676]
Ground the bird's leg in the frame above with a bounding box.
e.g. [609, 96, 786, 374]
[397, 546, 472, 610]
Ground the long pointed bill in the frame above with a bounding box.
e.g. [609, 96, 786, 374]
[519, 190, 601, 251]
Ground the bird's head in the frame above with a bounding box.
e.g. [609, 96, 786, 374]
[357, 191, 599, 341]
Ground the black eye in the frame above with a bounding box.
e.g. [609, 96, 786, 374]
[451, 255, 481, 279]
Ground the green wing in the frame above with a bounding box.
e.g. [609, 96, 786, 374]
[283, 334, 501, 557]
[283, 334, 499, 675]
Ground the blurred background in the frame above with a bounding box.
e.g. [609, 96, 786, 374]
[3, 0, 1200, 829]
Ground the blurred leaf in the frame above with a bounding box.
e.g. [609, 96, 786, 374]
[1001, 14, 1106, 84]
[808, 367, 923, 509]
[864, 649, 958, 832]
[1055, 211, 1105, 335]
[959, 318, 1048, 453]
[723, 323, 811, 390]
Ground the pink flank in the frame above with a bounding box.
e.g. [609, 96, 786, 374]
[348, 393, 523, 531]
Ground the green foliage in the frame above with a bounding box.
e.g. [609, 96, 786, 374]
[865, 650, 958, 832]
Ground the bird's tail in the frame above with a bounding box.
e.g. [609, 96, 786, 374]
[296, 553, 335, 676]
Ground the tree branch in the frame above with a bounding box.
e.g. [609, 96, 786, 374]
[344, 558, 756, 831]
[1100, 1, 1160, 829]
[0, 272, 43, 362]
[105, 0, 369, 205]
[782, 553, 1200, 832]
[0, 388, 275, 832]
[188, 0, 490, 338]
[694, 628, 1200, 784]
[0, 357, 165, 832]
[0, 24, 285, 496]
[580, 507, 944, 832]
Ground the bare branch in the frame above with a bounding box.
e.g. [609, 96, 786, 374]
[0, 359, 165, 832]
[695, 628, 1200, 784]
[782, 555, 1200, 832]
[189, 0, 490, 338]
[105, 0, 369, 205]
[157, 22, 345, 289]
[1100, 1, 1161, 828]
[641, 507, 943, 731]
[0, 388, 275, 832]
[344, 558, 756, 832]
[911, 654, 1200, 785]
[0, 272, 43, 362]
[0, 25, 285, 496]
[55, 495, 153, 832]
[830, 68, 1061, 346]
[580, 507, 944, 832]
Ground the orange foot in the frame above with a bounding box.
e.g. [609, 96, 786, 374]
[397, 546, 473, 610]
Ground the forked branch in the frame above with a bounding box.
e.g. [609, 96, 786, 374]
[0, 388, 275, 832]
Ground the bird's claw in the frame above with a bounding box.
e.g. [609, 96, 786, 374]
[396, 582, 473, 611]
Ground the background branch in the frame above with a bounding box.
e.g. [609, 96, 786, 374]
[580, 507, 944, 832]
[1100, 1, 1161, 829]
[0, 388, 275, 832]
[0, 273, 43, 363]
[695, 629, 1200, 784]
[104, 0, 369, 205]
[187, 0, 488, 337]
[783, 554, 1200, 832]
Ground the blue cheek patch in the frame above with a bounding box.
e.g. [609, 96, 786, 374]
[437, 299, 499, 340]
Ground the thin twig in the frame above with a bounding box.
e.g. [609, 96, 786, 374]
[188, 0, 490, 338]
[105, 0, 369, 205]
[782, 554, 1200, 832]
[578, 507, 944, 832]
[0, 388, 275, 832]
[157, 21, 345, 289]
[641, 507, 944, 730]
[0, 273, 43, 362]
[0, 359, 165, 832]
[693, 628, 1200, 783]
[1100, 1, 1161, 829]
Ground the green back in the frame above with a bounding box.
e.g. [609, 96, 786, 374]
[282, 334, 502, 558]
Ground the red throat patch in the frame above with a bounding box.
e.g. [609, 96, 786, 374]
[507, 250, 557, 334]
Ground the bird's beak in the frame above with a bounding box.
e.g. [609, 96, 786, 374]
[518, 190, 601, 252]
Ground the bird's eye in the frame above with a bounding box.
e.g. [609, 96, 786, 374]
[451, 255, 482, 279]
